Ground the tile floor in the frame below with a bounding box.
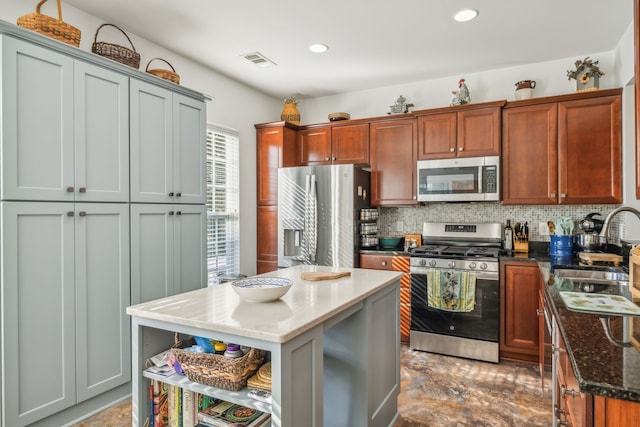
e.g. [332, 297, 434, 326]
[72, 345, 552, 427]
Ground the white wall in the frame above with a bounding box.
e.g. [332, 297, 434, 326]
[1, 1, 285, 276]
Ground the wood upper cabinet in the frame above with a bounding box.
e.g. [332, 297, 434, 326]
[256, 124, 297, 205]
[298, 123, 369, 165]
[417, 104, 502, 160]
[502, 90, 622, 205]
[370, 119, 418, 206]
[500, 260, 541, 363]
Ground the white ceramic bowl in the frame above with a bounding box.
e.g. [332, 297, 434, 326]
[231, 277, 292, 302]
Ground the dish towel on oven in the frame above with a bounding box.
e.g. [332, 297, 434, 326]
[427, 269, 476, 312]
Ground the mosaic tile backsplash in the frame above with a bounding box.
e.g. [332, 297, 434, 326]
[378, 203, 632, 245]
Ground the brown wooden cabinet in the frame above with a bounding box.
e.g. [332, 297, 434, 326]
[416, 103, 502, 160]
[298, 124, 369, 165]
[360, 253, 411, 343]
[502, 89, 622, 205]
[555, 329, 593, 427]
[370, 118, 417, 206]
[500, 260, 541, 363]
[255, 122, 298, 274]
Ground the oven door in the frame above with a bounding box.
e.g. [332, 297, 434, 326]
[410, 267, 499, 342]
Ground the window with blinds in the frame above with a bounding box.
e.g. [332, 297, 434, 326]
[206, 125, 240, 284]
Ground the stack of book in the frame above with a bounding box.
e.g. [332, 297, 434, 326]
[197, 400, 271, 427]
[149, 379, 218, 427]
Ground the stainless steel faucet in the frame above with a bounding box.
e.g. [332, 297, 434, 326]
[599, 206, 640, 239]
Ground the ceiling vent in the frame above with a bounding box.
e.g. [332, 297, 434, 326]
[242, 51, 276, 67]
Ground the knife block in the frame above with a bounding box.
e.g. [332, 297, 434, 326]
[514, 240, 529, 253]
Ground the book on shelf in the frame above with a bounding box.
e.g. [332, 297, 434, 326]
[197, 400, 271, 427]
[153, 379, 170, 427]
[182, 389, 198, 427]
[168, 384, 182, 427]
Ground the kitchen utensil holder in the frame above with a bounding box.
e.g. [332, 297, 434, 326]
[550, 235, 573, 257]
[17, 0, 81, 47]
[92, 23, 140, 69]
[172, 334, 265, 391]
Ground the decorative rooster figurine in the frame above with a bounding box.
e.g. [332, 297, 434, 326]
[451, 78, 470, 106]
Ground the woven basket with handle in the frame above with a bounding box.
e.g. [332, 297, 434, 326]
[171, 334, 265, 391]
[146, 58, 180, 84]
[91, 23, 140, 69]
[17, 0, 81, 47]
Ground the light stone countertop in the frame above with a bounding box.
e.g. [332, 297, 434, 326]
[126, 265, 402, 343]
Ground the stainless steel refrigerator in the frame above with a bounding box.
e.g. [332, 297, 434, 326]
[277, 164, 370, 268]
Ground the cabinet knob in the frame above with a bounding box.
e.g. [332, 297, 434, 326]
[449, 148, 455, 153]
[560, 193, 567, 198]
[79, 211, 87, 217]
[67, 211, 74, 217]
[169, 192, 174, 197]
[325, 157, 330, 161]
[332, 157, 336, 161]
[78, 187, 86, 193]
[176, 192, 182, 197]
[381, 261, 387, 266]
[67, 187, 74, 193]
[458, 147, 463, 152]
[561, 385, 576, 398]
[550, 193, 557, 198]
[536, 309, 544, 316]
[169, 211, 174, 215]
[176, 211, 182, 215]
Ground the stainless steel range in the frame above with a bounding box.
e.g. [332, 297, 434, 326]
[410, 222, 502, 363]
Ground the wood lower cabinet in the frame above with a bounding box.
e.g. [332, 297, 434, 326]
[370, 119, 417, 206]
[416, 102, 502, 160]
[255, 123, 298, 273]
[360, 253, 410, 342]
[500, 260, 541, 363]
[502, 89, 622, 205]
[555, 327, 593, 426]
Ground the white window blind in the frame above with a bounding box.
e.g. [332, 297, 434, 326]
[206, 125, 240, 284]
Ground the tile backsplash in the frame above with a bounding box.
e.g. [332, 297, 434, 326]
[378, 203, 630, 244]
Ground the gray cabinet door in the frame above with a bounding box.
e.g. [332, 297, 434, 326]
[1, 37, 74, 202]
[130, 204, 174, 304]
[173, 94, 206, 204]
[75, 203, 131, 402]
[130, 79, 173, 203]
[1, 202, 76, 426]
[74, 62, 130, 202]
[173, 204, 207, 294]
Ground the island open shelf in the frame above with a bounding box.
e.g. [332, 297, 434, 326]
[127, 265, 402, 427]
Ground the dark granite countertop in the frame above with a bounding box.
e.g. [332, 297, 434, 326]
[501, 241, 640, 403]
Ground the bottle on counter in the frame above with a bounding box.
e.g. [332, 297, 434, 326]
[504, 220, 514, 251]
[224, 343, 244, 358]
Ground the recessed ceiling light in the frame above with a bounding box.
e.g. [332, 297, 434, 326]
[454, 9, 479, 22]
[309, 43, 329, 53]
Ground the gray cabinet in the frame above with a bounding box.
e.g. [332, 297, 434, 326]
[1, 36, 129, 202]
[130, 79, 206, 205]
[1, 202, 130, 426]
[130, 204, 207, 304]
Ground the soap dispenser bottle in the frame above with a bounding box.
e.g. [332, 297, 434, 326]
[504, 220, 514, 251]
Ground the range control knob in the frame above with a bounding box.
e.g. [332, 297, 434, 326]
[447, 260, 456, 269]
[468, 262, 477, 269]
[428, 259, 437, 267]
[418, 259, 427, 266]
[480, 262, 488, 270]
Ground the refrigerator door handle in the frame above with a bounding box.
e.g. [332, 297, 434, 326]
[308, 174, 318, 262]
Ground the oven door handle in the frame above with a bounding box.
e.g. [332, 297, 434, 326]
[410, 267, 498, 281]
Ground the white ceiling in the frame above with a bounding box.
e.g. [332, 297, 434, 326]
[64, 0, 632, 100]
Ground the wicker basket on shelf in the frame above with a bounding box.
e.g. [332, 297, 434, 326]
[146, 58, 180, 84]
[17, 0, 81, 47]
[171, 335, 266, 391]
[91, 23, 140, 69]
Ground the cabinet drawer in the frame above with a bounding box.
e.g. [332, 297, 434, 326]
[360, 254, 394, 270]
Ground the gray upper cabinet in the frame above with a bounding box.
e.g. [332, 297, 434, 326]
[130, 79, 206, 204]
[1, 36, 129, 202]
[1, 202, 130, 426]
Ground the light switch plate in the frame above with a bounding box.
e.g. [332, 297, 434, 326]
[397, 221, 404, 232]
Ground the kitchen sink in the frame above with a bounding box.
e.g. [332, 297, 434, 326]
[552, 265, 629, 286]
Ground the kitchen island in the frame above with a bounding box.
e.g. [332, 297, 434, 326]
[126, 265, 402, 427]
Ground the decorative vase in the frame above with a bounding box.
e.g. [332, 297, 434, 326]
[281, 102, 300, 125]
[576, 69, 600, 93]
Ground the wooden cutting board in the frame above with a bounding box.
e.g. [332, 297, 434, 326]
[300, 271, 351, 281]
[578, 252, 623, 266]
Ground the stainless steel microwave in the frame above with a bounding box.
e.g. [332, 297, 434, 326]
[416, 156, 500, 202]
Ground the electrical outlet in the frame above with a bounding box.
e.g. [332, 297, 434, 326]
[397, 221, 404, 232]
[538, 221, 550, 236]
